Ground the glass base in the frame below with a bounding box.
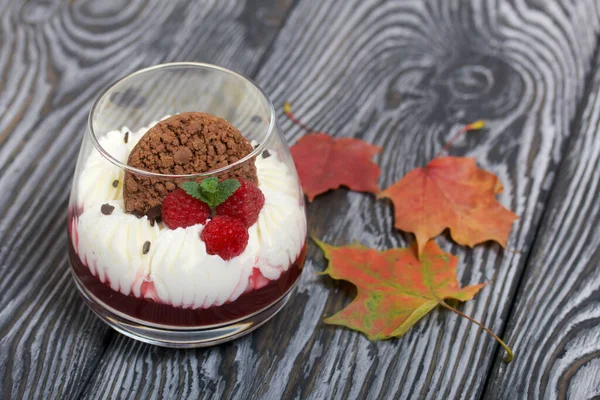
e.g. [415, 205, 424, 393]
[70, 269, 295, 348]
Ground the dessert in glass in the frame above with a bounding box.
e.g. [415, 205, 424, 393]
[67, 63, 307, 347]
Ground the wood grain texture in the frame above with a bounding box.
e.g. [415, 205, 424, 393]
[3, 0, 600, 399]
[0, 0, 294, 399]
[484, 45, 600, 400]
[77, 1, 600, 399]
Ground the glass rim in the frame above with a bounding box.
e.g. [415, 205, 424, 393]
[87, 62, 276, 179]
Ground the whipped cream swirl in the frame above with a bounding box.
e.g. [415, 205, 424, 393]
[72, 122, 306, 309]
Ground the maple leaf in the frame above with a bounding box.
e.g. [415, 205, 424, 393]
[316, 239, 513, 362]
[285, 103, 381, 201]
[379, 123, 518, 255]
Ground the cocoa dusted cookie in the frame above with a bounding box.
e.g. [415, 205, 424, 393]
[123, 112, 257, 214]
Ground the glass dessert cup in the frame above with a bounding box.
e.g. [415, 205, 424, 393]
[67, 63, 307, 347]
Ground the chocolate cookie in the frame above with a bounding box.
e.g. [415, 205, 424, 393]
[123, 112, 257, 214]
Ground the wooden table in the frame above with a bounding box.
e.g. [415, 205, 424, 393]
[2, 1, 600, 399]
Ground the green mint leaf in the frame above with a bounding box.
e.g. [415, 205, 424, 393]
[212, 179, 241, 207]
[199, 178, 219, 207]
[180, 178, 241, 208]
[220, 179, 241, 197]
[200, 177, 219, 194]
[181, 181, 201, 198]
[196, 191, 213, 205]
[181, 181, 211, 204]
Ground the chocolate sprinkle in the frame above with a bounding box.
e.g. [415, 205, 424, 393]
[262, 150, 271, 159]
[112, 179, 119, 188]
[124, 131, 129, 144]
[146, 204, 162, 227]
[142, 241, 151, 255]
[132, 209, 145, 219]
[100, 203, 115, 215]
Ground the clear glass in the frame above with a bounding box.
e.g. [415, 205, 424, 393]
[67, 63, 307, 347]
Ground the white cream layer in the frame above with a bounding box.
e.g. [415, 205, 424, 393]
[73, 123, 306, 309]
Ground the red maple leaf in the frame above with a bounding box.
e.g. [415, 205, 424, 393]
[379, 122, 518, 255]
[286, 103, 381, 201]
[316, 238, 513, 362]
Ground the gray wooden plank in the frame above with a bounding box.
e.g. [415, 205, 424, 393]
[77, 1, 600, 399]
[0, 0, 295, 399]
[484, 41, 600, 400]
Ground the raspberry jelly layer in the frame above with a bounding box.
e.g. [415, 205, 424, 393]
[68, 239, 306, 327]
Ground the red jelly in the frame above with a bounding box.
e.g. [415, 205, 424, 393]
[68, 237, 306, 327]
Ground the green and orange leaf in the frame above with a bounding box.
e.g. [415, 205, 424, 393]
[316, 239, 513, 362]
[317, 239, 484, 339]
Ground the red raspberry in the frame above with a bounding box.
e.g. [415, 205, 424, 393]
[162, 188, 211, 229]
[200, 216, 249, 260]
[216, 180, 265, 227]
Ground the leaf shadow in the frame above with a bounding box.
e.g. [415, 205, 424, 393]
[318, 274, 358, 318]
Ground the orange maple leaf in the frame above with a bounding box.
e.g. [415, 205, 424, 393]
[286, 103, 381, 201]
[379, 155, 518, 256]
[316, 239, 513, 362]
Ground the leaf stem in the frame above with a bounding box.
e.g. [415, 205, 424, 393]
[284, 102, 318, 133]
[440, 300, 514, 363]
[434, 120, 486, 159]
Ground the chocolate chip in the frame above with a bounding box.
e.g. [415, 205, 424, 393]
[173, 146, 192, 165]
[112, 180, 119, 188]
[146, 205, 162, 227]
[132, 209, 145, 218]
[124, 131, 129, 144]
[251, 115, 262, 123]
[100, 204, 115, 215]
[262, 150, 271, 159]
[142, 241, 151, 255]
